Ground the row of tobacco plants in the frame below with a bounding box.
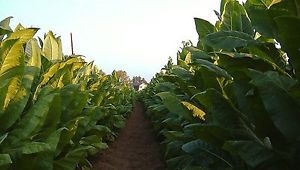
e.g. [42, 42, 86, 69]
[140, 0, 300, 169]
[0, 17, 135, 169]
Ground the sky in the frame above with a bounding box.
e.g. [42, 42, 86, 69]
[0, 0, 224, 81]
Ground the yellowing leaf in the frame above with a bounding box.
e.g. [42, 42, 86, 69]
[42, 31, 62, 60]
[185, 52, 192, 64]
[181, 101, 205, 120]
[264, 0, 282, 9]
[26, 38, 41, 68]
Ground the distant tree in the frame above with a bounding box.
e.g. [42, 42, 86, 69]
[113, 70, 131, 85]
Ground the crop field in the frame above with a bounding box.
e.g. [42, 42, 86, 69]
[1, 0, 300, 169]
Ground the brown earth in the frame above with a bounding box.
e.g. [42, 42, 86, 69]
[92, 102, 166, 170]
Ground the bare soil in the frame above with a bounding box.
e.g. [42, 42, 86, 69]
[92, 102, 166, 170]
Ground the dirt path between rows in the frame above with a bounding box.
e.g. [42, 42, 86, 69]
[92, 102, 166, 170]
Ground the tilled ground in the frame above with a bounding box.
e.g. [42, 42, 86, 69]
[92, 102, 166, 170]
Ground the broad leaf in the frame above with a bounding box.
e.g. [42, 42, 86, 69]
[3, 89, 58, 146]
[26, 38, 41, 68]
[42, 31, 62, 60]
[191, 89, 241, 130]
[274, 16, 300, 80]
[206, 31, 258, 50]
[182, 139, 233, 168]
[193, 59, 233, 80]
[20, 142, 52, 154]
[4, 28, 38, 44]
[184, 124, 231, 146]
[54, 146, 92, 170]
[0, 154, 12, 166]
[245, 0, 293, 37]
[219, 0, 254, 35]
[0, 16, 13, 40]
[194, 18, 215, 50]
[248, 70, 300, 139]
[157, 92, 195, 122]
[181, 101, 205, 120]
[223, 140, 273, 167]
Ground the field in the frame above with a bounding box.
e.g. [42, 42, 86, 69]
[1, 0, 300, 169]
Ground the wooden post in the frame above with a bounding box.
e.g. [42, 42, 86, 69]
[70, 33, 74, 55]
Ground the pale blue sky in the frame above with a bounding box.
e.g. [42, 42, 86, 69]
[0, 0, 224, 81]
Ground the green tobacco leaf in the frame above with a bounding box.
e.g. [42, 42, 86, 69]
[194, 18, 215, 49]
[11, 129, 64, 170]
[56, 117, 84, 156]
[216, 52, 286, 76]
[79, 135, 108, 150]
[38, 94, 62, 137]
[0, 66, 42, 132]
[248, 70, 300, 139]
[184, 124, 231, 146]
[206, 31, 258, 50]
[73, 107, 101, 140]
[0, 133, 8, 145]
[192, 67, 223, 92]
[171, 66, 193, 81]
[60, 84, 89, 122]
[157, 92, 195, 122]
[163, 75, 192, 96]
[166, 155, 193, 170]
[3, 89, 58, 146]
[112, 115, 126, 128]
[0, 154, 12, 166]
[20, 142, 52, 154]
[224, 81, 285, 143]
[245, 0, 293, 37]
[185, 47, 213, 62]
[195, 18, 215, 38]
[182, 139, 233, 168]
[54, 146, 91, 170]
[220, 0, 229, 15]
[87, 125, 112, 139]
[274, 16, 300, 79]
[219, 0, 253, 35]
[192, 89, 240, 130]
[223, 140, 273, 167]
[246, 43, 286, 70]
[44, 128, 65, 152]
[163, 131, 184, 141]
[178, 47, 190, 61]
[177, 56, 190, 70]
[155, 82, 177, 92]
[193, 59, 233, 80]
